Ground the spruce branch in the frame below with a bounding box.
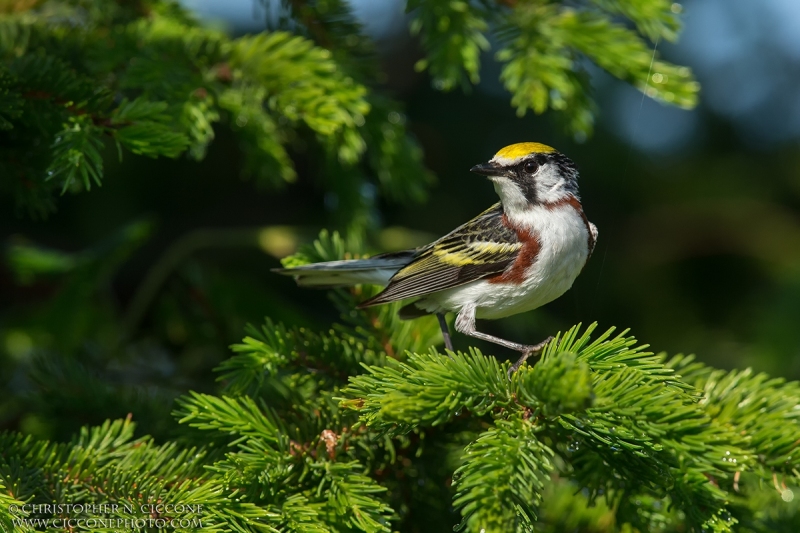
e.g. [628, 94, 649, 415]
[218, 86, 296, 186]
[667, 354, 800, 481]
[175, 392, 289, 450]
[110, 97, 192, 158]
[1, 2, 412, 223]
[221, 318, 388, 395]
[4, 317, 800, 532]
[341, 323, 797, 532]
[589, 0, 682, 42]
[403, 0, 697, 136]
[0, 417, 268, 532]
[553, 10, 697, 107]
[313, 460, 394, 533]
[277, 0, 435, 209]
[45, 115, 104, 192]
[0, 479, 32, 533]
[2, 0, 700, 218]
[495, 3, 697, 136]
[276, 493, 331, 533]
[279, 0, 378, 81]
[229, 32, 369, 139]
[407, 0, 491, 90]
[343, 350, 513, 434]
[453, 415, 554, 533]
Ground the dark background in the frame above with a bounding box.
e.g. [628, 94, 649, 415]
[2, 0, 800, 438]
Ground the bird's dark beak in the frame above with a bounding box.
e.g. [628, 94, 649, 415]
[470, 161, 508, 178]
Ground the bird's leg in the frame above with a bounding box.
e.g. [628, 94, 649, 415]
[436, 312, 454, 353]
[454, 305, 538, 352]
[454, 305, 553, 378]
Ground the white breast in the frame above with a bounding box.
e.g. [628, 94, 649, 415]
[423, 203, 592, 319]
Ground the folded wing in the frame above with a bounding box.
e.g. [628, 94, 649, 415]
[358, 203, 520, 307]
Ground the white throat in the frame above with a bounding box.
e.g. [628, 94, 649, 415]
[491, 178, 528, 213]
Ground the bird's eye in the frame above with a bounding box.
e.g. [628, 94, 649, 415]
[523, 160, 539, 174]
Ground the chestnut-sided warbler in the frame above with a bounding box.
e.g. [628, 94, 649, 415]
[275, 142, 597, 374]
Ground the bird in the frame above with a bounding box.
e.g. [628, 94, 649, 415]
[274, 142, 597, 375]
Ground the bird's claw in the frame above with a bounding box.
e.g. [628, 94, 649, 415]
[506, 336, 555, 379]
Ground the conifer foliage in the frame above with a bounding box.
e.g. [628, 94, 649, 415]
[1, 0, 695, 220]
[3, 1, 799, 533]
[3, 232, 800, 532]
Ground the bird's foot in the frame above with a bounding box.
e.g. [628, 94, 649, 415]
[507, 336, 554, 379]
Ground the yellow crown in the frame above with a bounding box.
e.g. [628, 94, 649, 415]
[494, 142, 556, 160]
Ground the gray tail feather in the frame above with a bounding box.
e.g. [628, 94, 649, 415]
[272, 250, 415, 288]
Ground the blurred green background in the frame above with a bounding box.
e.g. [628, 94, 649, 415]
[2, 0, 800, 439]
